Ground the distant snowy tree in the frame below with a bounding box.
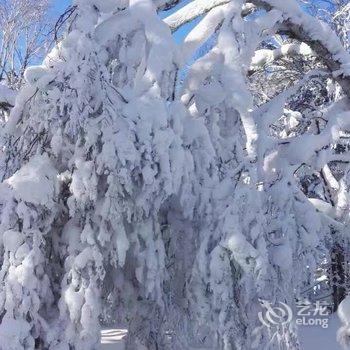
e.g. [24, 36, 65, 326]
[0, 0, 54, 135]
[0, 0, 53, 89]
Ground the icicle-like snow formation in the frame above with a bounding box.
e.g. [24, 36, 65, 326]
[0, 154, 58, 349]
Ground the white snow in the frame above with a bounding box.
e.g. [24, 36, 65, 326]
[4, 154, 58, 208]
[181, 4, 227, 62]
[338, 296, 350, 326]
[88, 0, 118, 13]
[308, 198, 337, 218]
[163, 0, 229, 32]
[2, 230, 24, 252]
[95, 11, 138, 46]
[271, 244, 293, 270]
[24, 65, 48, 85]
[64, 285, 85, 323]
[251, 43, 313, 69]
[100, 328, 128, 350]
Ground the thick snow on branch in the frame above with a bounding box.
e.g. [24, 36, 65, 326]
[0, 153, 58, 350]
[95, 10, 139, 45]
[179, 1, 262, 62]
[164, 0, 256, 32]
[251, 42, 313, 71]
[164, 0, 229, 32]
[308, 198, 337, 218]
[322, 164, 340, 191]
[181, 4, 227, 62]
[5, 154, 58, 208]
[163, 0, 255, 32]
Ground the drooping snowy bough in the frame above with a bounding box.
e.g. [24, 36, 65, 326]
[1, 0, 350, 349]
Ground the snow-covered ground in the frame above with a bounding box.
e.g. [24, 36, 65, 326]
[299, 314, 342, 350]
[100, 328, 127, 350]
[100, 328, 148, 350]
[101, 315, 342, 350]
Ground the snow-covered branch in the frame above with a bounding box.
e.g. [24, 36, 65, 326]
[308, 197, 337, 217]
[164, 0, 229, 32]
[250, 42, 313, 71]
[155, 0, 180, 11]
[163, 0, 255, 32]
[284, 110, 350, 166]
[322, 164, 340, 191]
[180, 4, 227, 62]
[251, 0, 350, 96]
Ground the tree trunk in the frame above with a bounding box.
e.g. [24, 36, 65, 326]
[331, 242, 347, 312]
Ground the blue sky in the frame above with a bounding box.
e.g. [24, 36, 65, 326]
[51, 0, 71, 17]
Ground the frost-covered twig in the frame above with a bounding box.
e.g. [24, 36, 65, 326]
[252, 68, 329, 128]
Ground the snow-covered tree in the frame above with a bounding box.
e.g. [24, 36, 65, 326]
[1, 0, 350, 349]
[0, 0, 195, 348]
[166, 0, 350, 348]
